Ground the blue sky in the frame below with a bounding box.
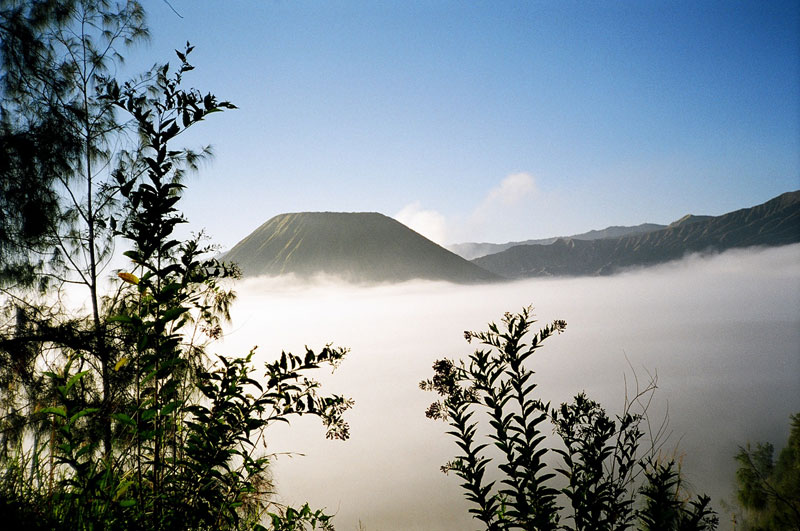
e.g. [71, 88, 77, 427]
[133, 0, 799, 248]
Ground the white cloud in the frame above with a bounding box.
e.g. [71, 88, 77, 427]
[485, 172, 537, 206]
[466, 172, 540, 241]
[392, 173, 540, 245]
[394, 201, 448, 244]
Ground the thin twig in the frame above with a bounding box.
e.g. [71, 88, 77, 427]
[163, 0, 184, 19]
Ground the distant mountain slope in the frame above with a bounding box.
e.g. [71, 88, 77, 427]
[225, 212, 499, 283]
[667, 214, 714, 228]
[472, 191, 800, 278]
[448, 223, 666, 260]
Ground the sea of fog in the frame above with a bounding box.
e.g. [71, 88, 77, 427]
[217, 244, 800, 531]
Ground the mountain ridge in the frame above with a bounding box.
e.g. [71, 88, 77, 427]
[225, 191, 799, 284]
[224, 211, 499, 284]
[447, 223, 667, 260]
[471, 190, 800, 278]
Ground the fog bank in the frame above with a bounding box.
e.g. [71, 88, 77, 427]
[219, 245, 800, 530]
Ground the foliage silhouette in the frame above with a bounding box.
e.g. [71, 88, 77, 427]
[422, 307, 719, 530]
[0, 3, 351, 528]
[0, 0, 147, 291]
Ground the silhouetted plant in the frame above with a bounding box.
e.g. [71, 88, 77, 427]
[422, 308, 566, 529]
[0, 0, 149, 483]
[423, 307, 718, 531]
[98, 45, 351, 530]
[552, 392, 642, 530]
[637, 458, 718, 530]
[0, 24, 352, 529]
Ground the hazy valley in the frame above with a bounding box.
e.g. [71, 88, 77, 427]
[217, 190, 800, 530]
[219, 243, 800, 531]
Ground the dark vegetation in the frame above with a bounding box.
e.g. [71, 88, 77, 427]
[0, 1, 796, 530]
[734, 415, 800, 530]
[0, 1, 349, 528]
[421, 308, 720, 530]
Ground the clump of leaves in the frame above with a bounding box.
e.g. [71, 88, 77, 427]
[421, 307, 566, 530]
[423, 306, 719, 531]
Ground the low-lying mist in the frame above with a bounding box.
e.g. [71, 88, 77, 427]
[218, 244, 800, 531]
